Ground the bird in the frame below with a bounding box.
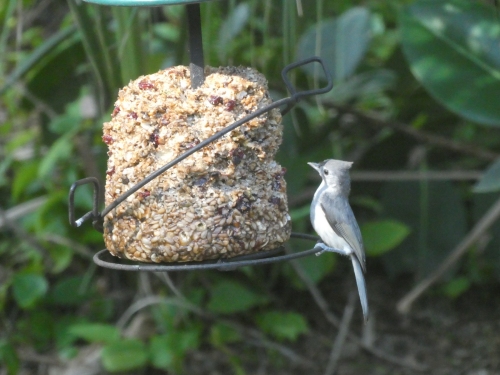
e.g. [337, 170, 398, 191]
[308, 159, 368, 322]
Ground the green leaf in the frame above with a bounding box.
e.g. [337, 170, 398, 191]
[255, 311, 309, 342]
[5, 128, 36, 153]
[0, 0, 17, 73]
[59, 347, 78, 360]
[0, 154, 13, 187]
[101, 339, 148, 372]
[288, 251, 336, 289]
[153, 23, 180, 43]
[67, 0, 121, 104]
[474, 158, 500, 193]
[0, 281, 9, 312]
[33, 192, 68, 236]
[48, 245, 74, 274]
[24, 33, 85, 114]
[400, 0, 500, 126]
[209, 323, 242, 347]
[175, 329, 200, 353]
[218, 3, 250, 60]
[380, 181, 467, 278]
[289, 205, 310, 221]
[297, 7, 372, 82]
[324, 69, 396, 105]
[49, 276, 93, 307]
[185, 287, 206, 307]
[361, 220, 411, 256]
[0, 340, 19, 375]
[150, 335, 175, 371]
[26, 311, 54, 348]
[112, 7, 144, 84]
[0, 26, 77, 96]
[48, 101, 81, 135]
[68, 323, 120, 344]
[12, 160, 39, 201]
[149, 329, 200, 372]
[441, 277, 470, 298]
[38, 132, 74, 179]
[54, 316, 87, 349]
[12, 273, 48, 309]
[207, 280, 268, 314]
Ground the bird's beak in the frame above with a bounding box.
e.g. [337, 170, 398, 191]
[307, 162, 320, 172]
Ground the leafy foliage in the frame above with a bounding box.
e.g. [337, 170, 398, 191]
[68, 323, 120, 344]
[207, 280, 269, 314]
[1, 0, 500, 373]
[400, 0, 500, 126]
[297, 7, 372, 82]
[255, 311, 309, 342]
[12, 273, 48, 309]
[474, 158, 500, 193]
[361, 220, 411, 257]
[149, 329, 200, 372]
[381, 181, 467, 279]
[101, 339, 149, 372]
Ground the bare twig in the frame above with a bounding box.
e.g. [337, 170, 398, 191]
[153, 272, 184, 299]
[151, 271, 313, 366]
[41, 233, 94, 260]
[0, 196, 47, 229]
[288, 249, 427, 371]
[324, 290, 356, 375]
[15, 83, 57, 120]
[295, 0, 303, 16]
[289, 256, 340, 327]
[139, 272, 154, 296]
[0, 206, 51, 260]
[216, 319, 314, 367]
[115, 295, 314, 367]
[289, 171, 482, 207]
[351, 170, 482, 181]
[397, 195, 500, 314]
[329, 104, 499, 162]
[17, 347, 62, 366]
[116, 296, 199, 329]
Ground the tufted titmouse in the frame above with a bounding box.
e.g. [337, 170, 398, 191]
[308, 159, 368, 322]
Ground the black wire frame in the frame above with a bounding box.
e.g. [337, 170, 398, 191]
[68, 56, 333, 232]
[68, 57, 333, 270]
[93, 232, 321, 272]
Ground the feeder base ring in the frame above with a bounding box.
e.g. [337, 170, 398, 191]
[93, 232, 319, 271]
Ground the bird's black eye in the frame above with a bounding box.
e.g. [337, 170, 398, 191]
[324, 169, 329, 175]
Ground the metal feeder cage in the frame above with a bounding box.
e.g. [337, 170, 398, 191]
[69, 0, 334, 271]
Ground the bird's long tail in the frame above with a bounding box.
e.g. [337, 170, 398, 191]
[351, 256, 369, 322]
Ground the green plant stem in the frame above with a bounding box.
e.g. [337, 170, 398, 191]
[0, 0, 17, 75]
[67, 0, 114, 110]
[113, 7, 143, 84]
[418, 158, 429, 280]
[282, 0, 289, 66]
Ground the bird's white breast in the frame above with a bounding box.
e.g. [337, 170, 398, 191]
[312, 188, 352, 255]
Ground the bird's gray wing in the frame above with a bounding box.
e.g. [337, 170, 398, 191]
[319, 193, 366, 272]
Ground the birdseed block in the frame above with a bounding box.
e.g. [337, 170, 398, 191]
[102, 65, 291, 262]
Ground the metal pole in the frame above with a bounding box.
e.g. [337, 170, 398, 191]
[186, 3, 205, 88]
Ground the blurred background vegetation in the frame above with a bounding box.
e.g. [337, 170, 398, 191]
[1, 0, 500, 374]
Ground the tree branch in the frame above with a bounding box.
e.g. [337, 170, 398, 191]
[397, 194, 500, 314]
[328, 104, 499, 162]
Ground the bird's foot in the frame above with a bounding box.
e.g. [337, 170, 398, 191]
[314, 242, 328, 256]
[314, 242, 350, 256]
